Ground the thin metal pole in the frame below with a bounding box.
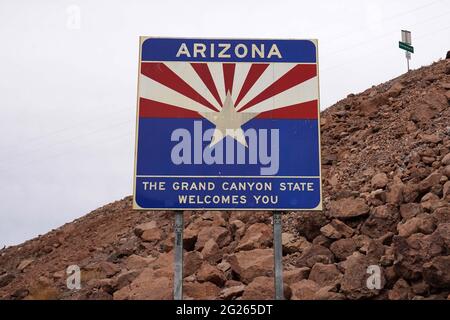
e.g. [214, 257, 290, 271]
[174, 211, 183, 300]
[273, 212, 284, 300]
[406, 51, 410, 72]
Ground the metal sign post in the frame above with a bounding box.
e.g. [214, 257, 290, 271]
[400, 30, 413, 72]
[273, 212, 284, 300]
[174, 211, 183, 300]
[406, 51, 411, 72]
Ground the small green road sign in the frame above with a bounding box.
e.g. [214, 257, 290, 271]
[399, 41, 414, 53]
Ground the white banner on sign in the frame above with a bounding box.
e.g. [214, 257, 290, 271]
[401, 30, 412, 45]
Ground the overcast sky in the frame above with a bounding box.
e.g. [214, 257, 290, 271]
[1, 0, 449, 247]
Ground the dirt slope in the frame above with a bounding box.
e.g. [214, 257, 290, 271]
[1, 58, 449, 300]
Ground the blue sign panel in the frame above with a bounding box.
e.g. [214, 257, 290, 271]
[134, 37, 322, 210]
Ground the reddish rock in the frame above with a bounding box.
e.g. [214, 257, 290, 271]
[201, 211, 228, 227]
[99, 261, 120, 277]
[201, 239, 221, 263]
[411, 280, 430, 295]
[393, 232, 443, 280]
[226, 248, 273, 284]
[140, 228, 162, 242]
[443, 181, 450, 199]
[361, 204, 400, 238]
[283, 267, 310, 285]
[387, 81, 404, 98]
[419, 133, 441, 144]
[340, 253, 383, 299]
[0, 274, 15, 288]
[184, 251, 203, 277]
[399, 203, 422, 220]
[443, 165, 450, 178]
[433, 207, 450, 224]
[17, 259, 34, 272]
[388, 279, 413, 300]
[294, 212, 329, 241]
[410, 102, 438, 123]
[124, 254, 156, 270]
[195, 226, 231, 250]
[196, 263, 226, 287]
[236, 223, 272, 251]
[330, 238, 358, 261]
[397, 215, 435, 237]
[115, 270, 140, 290]
[282, 233, 311, 254]
[442, 153, 450, 166]
[294, 244, 334, 268]
[423, 256, 450, 288]
[386, 182, 404, 205]
[184, 281, 220, 300]
[419, 171, 442, 193]
[230, 220, 246, 238]
[219, 285, 245, 300]
[402, 183, 419, 203]
[435, 223, 450, 248]
[134, 221, 157, 237]
[329, 198, 369, 219]
[290, 280, 320, 300]
[241, 276, 274, 300]
[217, 261, 231, 274]
[371, 173, 389, 189]
[113, 269, 172, 300]
[320, 224, 342, 239]
[308, 263, 342, 286]
[314, 286, 345, 300]
[320, 219, 354, 239]
[183, 227, 198, 251]
[312, 234, 332, 247]
[421, 193, 445, 212]
[330, 219, 354, 238]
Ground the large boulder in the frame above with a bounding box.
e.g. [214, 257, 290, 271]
[293, 244, 334, 268]
[361, 204, 400, 238]
[419, 171, 442, 193]
[371, 173, 389, 189]
[397, 215, 435, 237]
[294, 212, 329, 241]
[308, 263, 342, 286]
[236, 223, 272, 251]
[283, 267, 310, 285]
[340, 253, 383, 299]
[113, 269, 172, 300]
[0, 274, 15, 289]
[329, 198, 369, 219]
[219, 285, 245, 300]
[196, 263, 226, 287]
[226, 248, 273, 284]
[423, 256, 450, 288]
[201, 239, 221, 263]
[241, 276, 275, 300]
[393, 232, 444, 280]
[282, 233, 311, 254]
[330, 238, 358, 261]
[195, 226, 231, 250]
[388, 279, 413, 300]
[134, 221, 157, 237]
[184, 251, 203, 277]
[184, 282, 220, 300]
[290, 280, 320, 300]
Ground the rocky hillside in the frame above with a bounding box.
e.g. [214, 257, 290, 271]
[1, 58, 450, 300]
